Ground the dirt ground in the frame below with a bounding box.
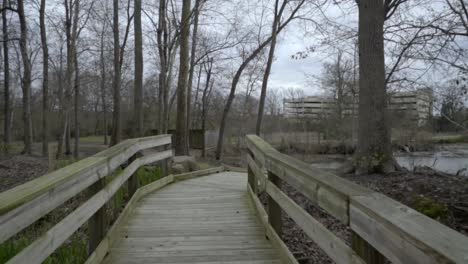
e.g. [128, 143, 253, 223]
[0, 155, 49, 193]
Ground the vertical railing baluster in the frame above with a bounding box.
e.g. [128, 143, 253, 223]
[127, 153, 139, 197]
[247, 150, 256, 193]
[351, 231, 385, 263]
[88, 178, 106, 255]
[267, 171, 282, 237]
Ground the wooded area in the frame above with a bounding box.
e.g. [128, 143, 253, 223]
[0, 0, 467, 173]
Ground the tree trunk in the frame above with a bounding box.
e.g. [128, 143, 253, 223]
[255, 0, 281, 136]
[186, 0, 201, 141]
[73, 52, 80, 158]
[40, 0, 49, 157]
[202, 80, 214, 158]
[2, 0, 10, 152]
[17, 0, 33, 155]
[355, 0, 394, 173]
[215, 39, 272, 160]
[193, 64, 203, 127]
[99, 17, 108, 145]
[65, 119, 71, 155]
[201, 59, 213, 157]
[134, 0, 143, 138]
[175, 0, 191, 155]
[111, 0, 122, 146]
[157, 0, 167, 135]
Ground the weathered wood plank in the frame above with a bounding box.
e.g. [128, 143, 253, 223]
[0, 135, 172, 243]
[266, 182, 365, 264]
[173, 166, 224, 181]
[246, 154, 266, 192]
[88, 178, 107, 255]
[351, 231, 385, 264]
[267, 172, 282, 237]
[350, 193, 468, 264]
[247, 185, 298, 264]
[103, 172, 282, 264]
[85, 174, 174, 264]
[247, 134, 371, 224]
[7, 150, 172, 264]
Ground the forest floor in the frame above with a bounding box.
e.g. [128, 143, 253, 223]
[0, 136, 107, 192]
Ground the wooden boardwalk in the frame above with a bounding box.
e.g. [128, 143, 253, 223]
[102, 172, 282, 264]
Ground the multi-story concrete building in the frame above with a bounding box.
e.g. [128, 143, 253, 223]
[284, 88, 433, 126]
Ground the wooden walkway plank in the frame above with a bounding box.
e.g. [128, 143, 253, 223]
[102, 172, 283, 264]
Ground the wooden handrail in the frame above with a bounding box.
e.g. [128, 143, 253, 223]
[246, 134, 468, 264]
[0, 135, 172, 263]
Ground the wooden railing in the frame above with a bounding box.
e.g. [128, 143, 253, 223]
[0, 135, 173, 264]
[246, 135, 468, 264]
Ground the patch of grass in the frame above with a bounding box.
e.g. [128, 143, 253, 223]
[432, 134, 468, 144]
[412, 196, 450, 220]
[54, 158, 77, 170]
[197, 162, 212, 170]
[0, 225, 87, 264]
[0, 236, 30, 263]
[79, 136, 106, 144]
[43, 236, 87, 264]
[136, 166, 161, 186]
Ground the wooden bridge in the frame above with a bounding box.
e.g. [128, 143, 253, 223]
[1, 135, 468, 264]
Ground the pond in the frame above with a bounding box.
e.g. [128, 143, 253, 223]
[395, 144, 468, 176]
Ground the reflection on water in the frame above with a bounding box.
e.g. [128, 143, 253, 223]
[307, 144, 468, 176]
[395, 145, 468, 176]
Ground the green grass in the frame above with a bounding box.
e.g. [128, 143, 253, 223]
[0, 223, 87, 264]
[0, 236, 30, 263]
[79, 136, 106, 144]
[43, 236, 87, 264]
[412, 196, 450, 221]
[136, 166, 162, 186]
[432, 134, 468, 144]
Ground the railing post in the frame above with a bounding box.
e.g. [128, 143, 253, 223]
[247, 150, 257, 193]
[160, 143, 171, 177]
[88, 178, 106, 255]
[268, 171, 282, 237]
[351, 231, 385, 263]
[247, 165, 256, 193]
[127, 153, 140, 197]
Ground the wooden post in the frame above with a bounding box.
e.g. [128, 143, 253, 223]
[268, 171, 282, 237]
[247, 165, 256, 193]
[48, 143, 55, 172]
[351, 231, 385, 263]
[160, 143, 171, 177]
[127, 154, 139, 197]
[88, 178, 106, 255]
[247, 151, 257, 192]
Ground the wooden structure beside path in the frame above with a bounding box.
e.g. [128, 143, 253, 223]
[1, 134, 468, 264]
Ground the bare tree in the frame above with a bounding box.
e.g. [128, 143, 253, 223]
[2, 0, 11, 152]
[39, 0, 49, 156]
[175, 0, 191, 155]
[17, 0, 33, 155]
[56, 0, 80, 158]
[201, 57, 214, 158]
[215, 0, 306, 160]
[110, 0, 122, 146]
[355, 0, 394, 173]
[187, 0, 203, 136]
[99, 26, 108, 145]
[255, 0, 282, 135]
[133, 0, 143, 137]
